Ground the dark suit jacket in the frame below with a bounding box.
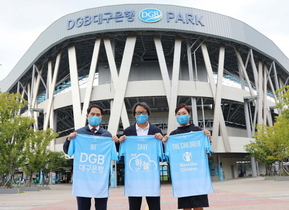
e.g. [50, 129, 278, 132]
[123, 122, 162, 136]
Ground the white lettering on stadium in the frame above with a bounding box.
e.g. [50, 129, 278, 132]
[166, 12, 204, 26]
[67, 9, 204, 30]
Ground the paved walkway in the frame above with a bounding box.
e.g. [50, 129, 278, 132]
[1, 177, 289, 209]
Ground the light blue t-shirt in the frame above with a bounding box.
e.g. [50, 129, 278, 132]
[68, 134, 118, 198]
[165, 131, 214, 198]
[119, 135, 163, 196]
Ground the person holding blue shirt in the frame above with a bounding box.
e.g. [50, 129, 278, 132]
[162, 103, 211, 210]
[114, 102, 163, 210]
[63, 104, 112, 210]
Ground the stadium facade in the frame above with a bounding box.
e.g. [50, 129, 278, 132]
[1, 4, 289, 182]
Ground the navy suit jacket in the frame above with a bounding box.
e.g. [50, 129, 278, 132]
[123, 122, 162, 136]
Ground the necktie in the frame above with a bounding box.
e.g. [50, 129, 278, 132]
[91, 128, 96, 135]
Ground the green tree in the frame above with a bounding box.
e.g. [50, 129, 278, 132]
[245, 86, 289, 176]
[0, 91, 68, 187]
[0, 91, 34, 187]
[42, 151, 69, 184]
[273, 86, 289, 174]
[245, 124, 277, 175]
[270, 119, 289, 174]
[44, 151, 69, 173]
[23, 129, 59, 187]
[275, 86, 289, 118]
[23, 129, 69, 186]
[0, 161, 9, 185]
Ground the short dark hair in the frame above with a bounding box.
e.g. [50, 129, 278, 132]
[175, 103, 191, 115]
[132, 102, 151, 116]
[87, 104, 104, 115]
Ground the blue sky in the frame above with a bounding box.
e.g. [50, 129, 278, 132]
[1, 0, 288, 81]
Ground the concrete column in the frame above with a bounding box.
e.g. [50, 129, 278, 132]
[191, 97, 198, 126]
[167, 37, 182, 133]
[244, 99, 257, 177]
[108, 35, 136, 135]
[250, 157, 257, 177]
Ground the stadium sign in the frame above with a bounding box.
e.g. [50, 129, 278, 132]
[67, 8, 204, 30]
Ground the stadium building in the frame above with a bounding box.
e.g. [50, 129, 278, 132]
[1, 4, 288, 183]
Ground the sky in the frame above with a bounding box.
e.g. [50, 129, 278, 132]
[0, 0, 288, 81]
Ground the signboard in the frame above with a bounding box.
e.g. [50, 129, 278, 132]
[67, 7, 204, 30]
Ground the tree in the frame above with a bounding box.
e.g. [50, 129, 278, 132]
[0, 91, 69, 187]
[275, 86, 289, 118]
[0, 91, 34, 187]
[23, 129, 59, 187]
[245, 124, 277, 175]
[44, 151, 69, 173]
[273, 86, 289, 174]
[270, 120, 289, 174]
[0, 160, 9, 185]
[42, 151, 69, 182]
[23, 129, 69, 186]
[245, 86, 289, 176]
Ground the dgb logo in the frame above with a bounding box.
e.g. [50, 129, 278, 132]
[139, 8, 162, 23]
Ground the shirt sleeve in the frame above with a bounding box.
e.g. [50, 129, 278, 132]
[203, 133, 213, 155]
[111, 140, 119, 161]
[164, 139, 170, 162]
[67, 138, 75, 156]
[118, 141, 125, 158]
[157, 140, 164, 162]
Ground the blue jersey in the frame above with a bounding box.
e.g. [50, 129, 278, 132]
[119, 135, 163, 196]
[68, 134, 118, 198]
[165, 131, 213, 197]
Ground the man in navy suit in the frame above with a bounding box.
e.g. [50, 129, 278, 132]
[116, 102, 163, 210]
[63, 104, 111, 210]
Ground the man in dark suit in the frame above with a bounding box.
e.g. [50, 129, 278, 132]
[116, 102, 163, 210]
[63, 104, 111, 210]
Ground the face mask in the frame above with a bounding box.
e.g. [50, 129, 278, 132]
[88, 116, 102, 126]
[135, 114, 149, 124]
[176, 115, 190, 125]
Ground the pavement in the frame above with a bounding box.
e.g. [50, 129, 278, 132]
[1, 177, 289, 209]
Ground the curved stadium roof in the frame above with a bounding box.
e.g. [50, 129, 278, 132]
[1, 3, 289, 92]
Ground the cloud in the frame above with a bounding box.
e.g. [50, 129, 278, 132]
[128, 154, 157, 172]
